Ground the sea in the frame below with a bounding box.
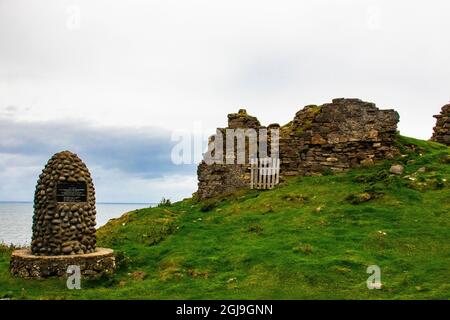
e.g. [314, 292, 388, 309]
[0, 202, 153, 246]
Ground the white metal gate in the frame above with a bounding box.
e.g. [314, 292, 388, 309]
[250, 157, 280, 190]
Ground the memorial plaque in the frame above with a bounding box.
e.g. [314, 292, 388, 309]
[56, 181, 87, 202]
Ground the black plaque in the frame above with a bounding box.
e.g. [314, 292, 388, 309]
[56, 181, 87, 203]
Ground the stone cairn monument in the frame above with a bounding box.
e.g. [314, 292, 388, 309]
[10, 151, 115, 279]
[431, 104, 450, 146]
[32, 151, 97, 255]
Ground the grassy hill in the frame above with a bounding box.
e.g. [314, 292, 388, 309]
[1, 135, 449, 300]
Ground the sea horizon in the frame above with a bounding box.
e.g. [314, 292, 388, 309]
[0, 202, 155, 245]
[0, 200, 154, 205]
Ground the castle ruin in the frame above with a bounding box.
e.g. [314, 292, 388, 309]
[431, 104, 450, 146]
[197, 98, 400, 199]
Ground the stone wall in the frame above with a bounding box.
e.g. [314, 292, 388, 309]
[431, 104, 450, 146]
[196, 109, 275, 199]
[32, 151, 97, 256]
[228, 108, 261, 129]
[10, 248, 115, 279]
[197, 163, 249, 200]
[196, 98, 400, 200]
[280, 98, 399, 176]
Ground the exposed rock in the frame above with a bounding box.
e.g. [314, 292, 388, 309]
[390, 164, 404, 175]
[431, 104, 450, 146]
[417, 167, 427, 173]
[346, 192, 372, 204]
[360, 158, 375, 167]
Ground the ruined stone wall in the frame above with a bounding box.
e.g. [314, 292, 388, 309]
[431, 104, 450, 146]
[197, 99, 400, 199]
[197, 163, 249, 200]
[280, 98, 399, 175]
[196, 109, 278, 200]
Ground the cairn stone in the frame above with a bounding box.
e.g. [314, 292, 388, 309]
[431, 104, 450, 146]
[31, 151, 97, 256]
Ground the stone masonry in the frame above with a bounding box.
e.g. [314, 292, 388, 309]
[31, 151, 97, 256]
[10, 248, 115, 279]
[197, 109, 279, 199]
[431, 104, 450, 146]
[197, 98, 400, 200]
[10, 151, 116, 279]
[280, 98, 399, 176]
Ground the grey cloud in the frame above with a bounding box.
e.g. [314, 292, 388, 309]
[1, 0, 449, 140]
[0, 117, 197, 179]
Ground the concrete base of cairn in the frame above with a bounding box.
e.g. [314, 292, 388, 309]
[10, 247, 115, 279]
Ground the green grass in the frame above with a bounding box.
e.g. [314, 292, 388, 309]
[1, 135, 449, 300]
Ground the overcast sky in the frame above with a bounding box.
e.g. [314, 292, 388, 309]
[1, 0, 449, 202]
